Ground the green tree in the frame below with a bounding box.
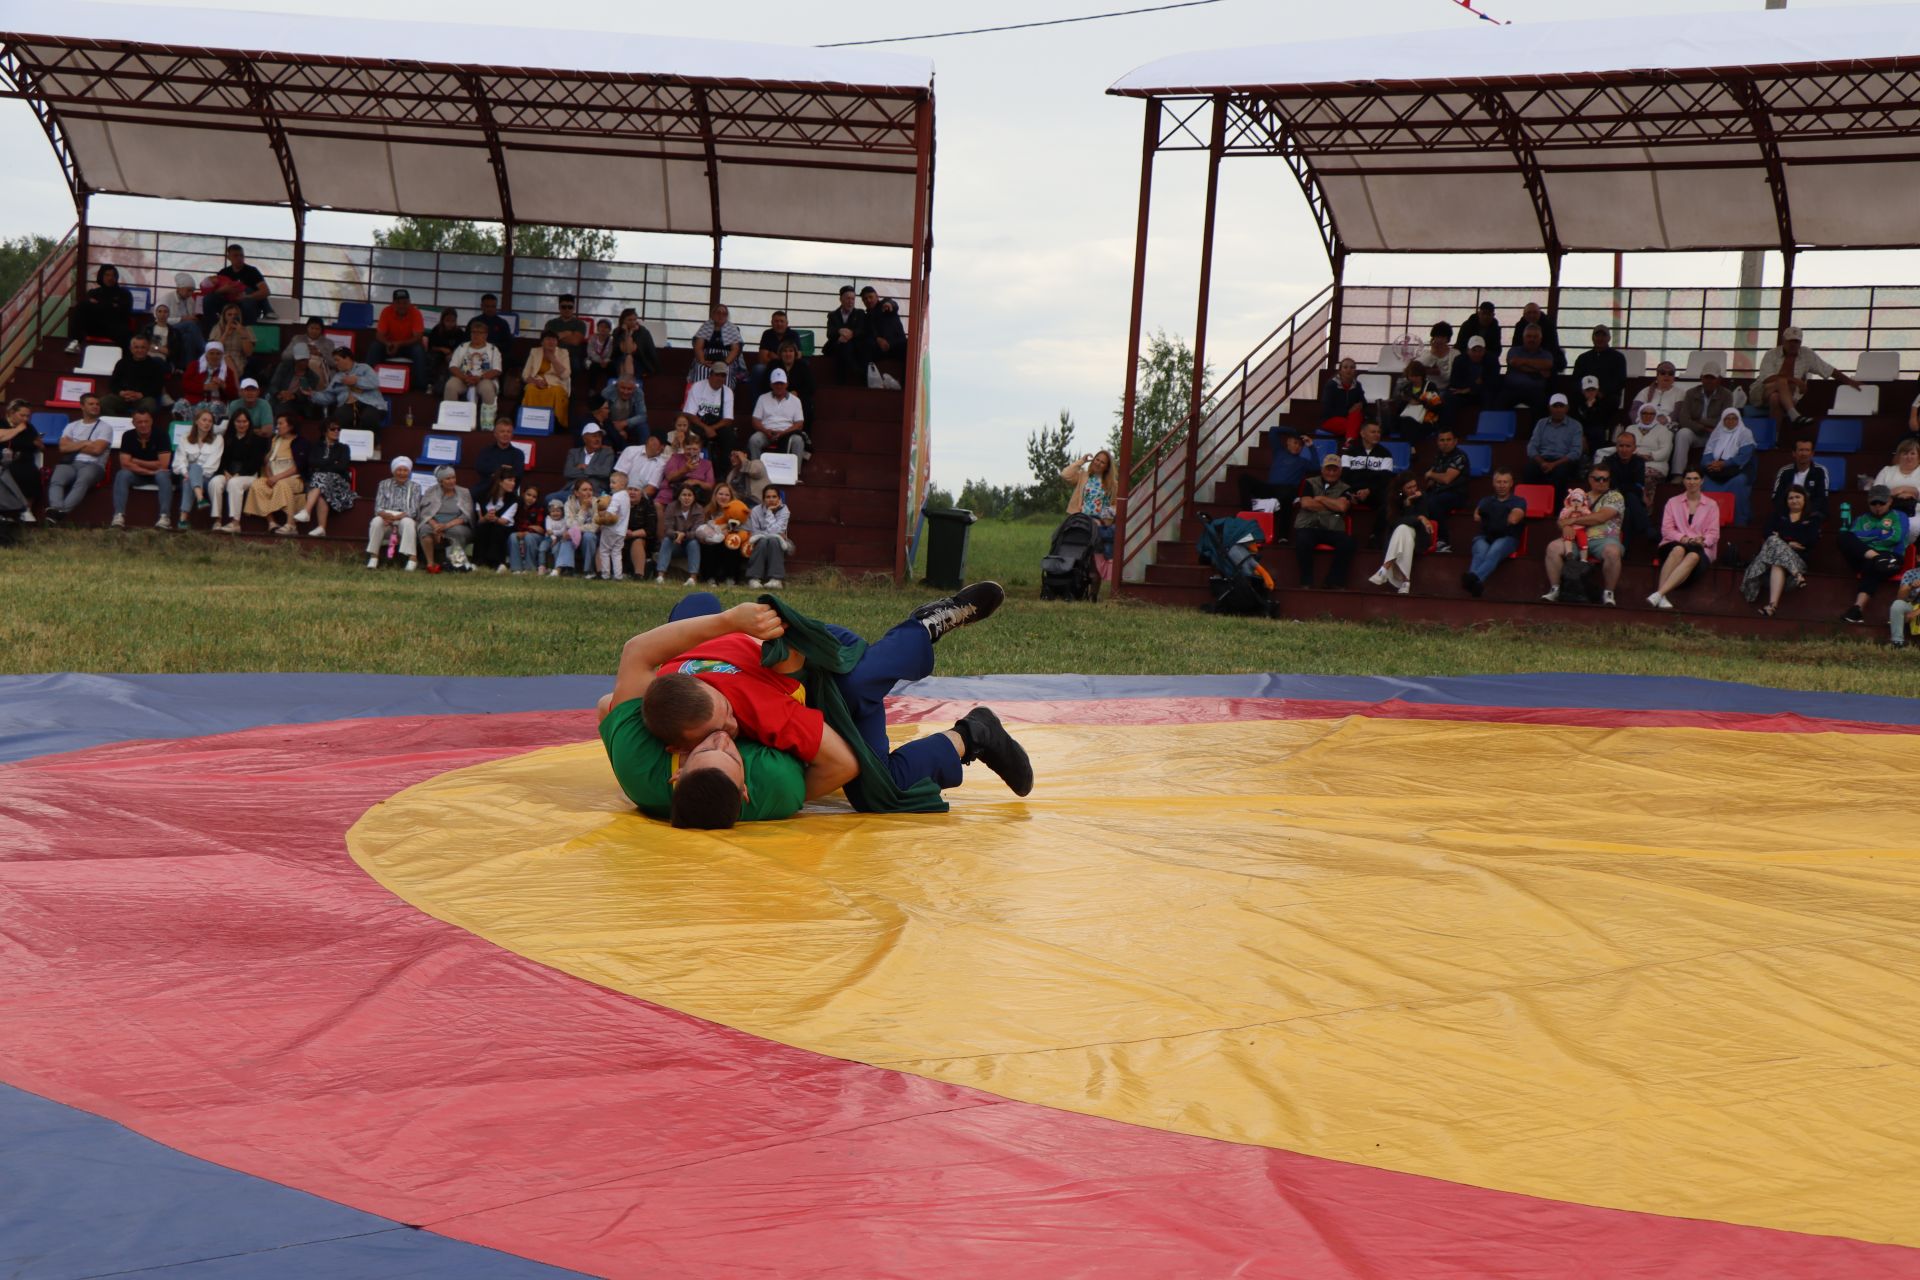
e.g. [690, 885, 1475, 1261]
[922, 482, 956, 511]
[512, 225, 616, 261]
[372, 218, 502, 255]
[1110, 330, 1212, 473]
[1025, 409, 1077, 514]
[956, 477, 1027, 519]
[372, 218, 615, 261]
[0, 233, 58, 303]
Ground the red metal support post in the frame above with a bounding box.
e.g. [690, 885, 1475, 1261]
[893, 94, 935, 582]
[1778, 249, 1797, 330]
[73, 193, 89, 313]
[1185, 94, 1227, 501]
[290, 204, 307, 313]
[1327, 249, 1347, 369]
[1113, 98, 1161, 596]
[501, 220, 516, 310]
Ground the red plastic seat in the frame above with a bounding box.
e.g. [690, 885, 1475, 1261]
[1235, 510, 1274, 542]
[1513, 483, 1555, 518]
[1704, 490, 1736, 527]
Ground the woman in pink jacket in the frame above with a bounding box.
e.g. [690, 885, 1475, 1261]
[1647, 466, 1720, 610]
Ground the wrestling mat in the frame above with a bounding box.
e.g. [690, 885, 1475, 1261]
[4, 671, 1920, 1279]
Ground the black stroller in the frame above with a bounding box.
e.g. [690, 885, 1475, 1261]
[1040, 513, 1103, 601]
[1197, 514, 1280, 618]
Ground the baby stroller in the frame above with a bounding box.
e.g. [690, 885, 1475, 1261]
[1040, 513, 1102, 601]
[1197, 513, 1280, 618]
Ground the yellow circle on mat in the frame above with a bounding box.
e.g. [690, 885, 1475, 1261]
[348, 716, 1920, 1246]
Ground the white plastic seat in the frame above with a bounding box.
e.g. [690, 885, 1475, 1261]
[1371, 343, 1404, 372]
[1358, 372, 1391, 401]
[76, 344, 120, 376]
[1831, 384, 1881, 416]
[1679, 349, 1727, 380]
[1855, 350, 1901, 382]
[1616, 347, 1647, 377]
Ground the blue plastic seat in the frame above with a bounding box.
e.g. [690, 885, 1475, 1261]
[1385, 441, 1412, 471]
[1466, 409, 1516, 442]
[31, 411, 66, 445]
[336, 300, 375, 329]
[1744, 416, 1777, 450]
[1814, 418, 1863, 454]
[1461, 443, 1493, 476]
[1816, 455, 1851, 493]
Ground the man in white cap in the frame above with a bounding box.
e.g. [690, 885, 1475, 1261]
[1524, 392, 1586, 503]
[564, 421, 615, 494]
[1672, 362, 1732, 475]
[1571, 373, 1614, 455]
[749, 367, 808, 463]
[1752, 325, 1860, 428]
[681, 360, 737, 461]
[226, 377, 271, 432]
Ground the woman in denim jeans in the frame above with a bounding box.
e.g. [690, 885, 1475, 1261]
[172, 409, 224, 525]
[508, 484, 550, 574]
[556, 478, 600, 577]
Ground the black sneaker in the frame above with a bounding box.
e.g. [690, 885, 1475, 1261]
[1844, 606, 1865, 624]
[912, 581, 1005, 642]
[1434, 541, 1452, 554]
[1462, 571, 1482, 597]
[954, 707, 1033, 797]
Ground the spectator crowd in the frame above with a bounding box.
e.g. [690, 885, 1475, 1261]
[5, 252, 919, 591]
[1234, 300, 1919, 642]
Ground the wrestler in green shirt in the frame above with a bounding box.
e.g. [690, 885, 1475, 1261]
[598, 696, 805, 822]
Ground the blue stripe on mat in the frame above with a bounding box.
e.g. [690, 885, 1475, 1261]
[0, 1083, 587, 1280]
[4, 671, 1918, 767]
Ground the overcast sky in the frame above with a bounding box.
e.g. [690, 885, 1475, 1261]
[0, 0, 1906, 487]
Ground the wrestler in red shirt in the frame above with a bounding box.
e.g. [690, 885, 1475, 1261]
[653, 632, 823, 762]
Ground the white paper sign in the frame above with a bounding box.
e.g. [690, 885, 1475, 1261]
[339, 428, 376, 462]
[410, 472, 437, 495]
[103, 416, 134, 447]
[435, 401, 476, 431]
[374, 364, 411, 393]
[510, 440, 534, 467]
[421, 434, 461, 464]
[324, 328, 356, 353]
[762, 452, 800, 485]
[516, 405, 553, 436]
[55, 376, 95, 404]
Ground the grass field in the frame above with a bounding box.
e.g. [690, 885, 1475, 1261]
[1, 516, 1915, 697]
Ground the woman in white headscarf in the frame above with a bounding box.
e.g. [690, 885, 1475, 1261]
[1699, 405, 1758, 523]
[366, 455, 421, 571]
[183, 339, 239, 404]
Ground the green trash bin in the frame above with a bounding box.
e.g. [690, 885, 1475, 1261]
[920, 507, 976, 589]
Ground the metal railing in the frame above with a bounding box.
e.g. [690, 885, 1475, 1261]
[1119, 286, 1333, 585]
[1339, 285, 1920, 379]
[82, 227, 908, 347]
[0, 225, 78, 392]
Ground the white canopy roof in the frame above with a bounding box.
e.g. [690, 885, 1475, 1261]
[1111, 6, 1920, 255]
[0, 1, 934, 247]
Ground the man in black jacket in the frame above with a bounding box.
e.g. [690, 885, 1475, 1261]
[103, 334, 169, 418]
[824, 285, 868, 384]
[859, 286, 908, 369]
[1770, 437, 1831, 515]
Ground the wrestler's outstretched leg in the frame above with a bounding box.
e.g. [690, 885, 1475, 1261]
[833, 582, 1033, 797]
